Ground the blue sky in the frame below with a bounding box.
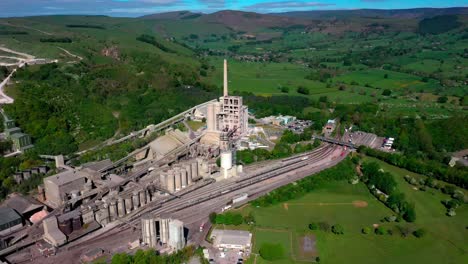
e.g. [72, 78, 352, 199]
[0, 0, 466, 17]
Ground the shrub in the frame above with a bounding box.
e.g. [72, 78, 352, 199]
[442, 199, 460, 209]
[297, 86, 310, 95]
[441, 185, 456, 195]
[403, 203, 416, 222]
[209, 212, 217, 224]
[309, 223, 318, 230]
[413, 228, 426, 238]
[375, 226, 386, 235]
[382, 89, 392, 96]
[437, 96, 448, 103]
[362, 227, 371, 234]
[259, 243, 284, 261]
[331, 224, 344, 235]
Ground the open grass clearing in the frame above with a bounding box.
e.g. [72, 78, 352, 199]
[236, 162, 467, 263]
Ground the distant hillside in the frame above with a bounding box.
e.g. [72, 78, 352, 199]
[140, 11, 202, 20]
[418, 15, 463, 34]
[199, 10, 313, 32]
[271, 7, 468, 20]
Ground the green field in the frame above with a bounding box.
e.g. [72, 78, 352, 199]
[236, 160, 467, 264]
[206, 59, 331, 96]
[333, 69, 440, 92]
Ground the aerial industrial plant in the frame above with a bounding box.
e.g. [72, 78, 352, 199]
[1, 4, 466, 263]
[1, 60, 395, 263]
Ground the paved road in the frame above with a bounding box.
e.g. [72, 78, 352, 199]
[0, 65, 21, 104]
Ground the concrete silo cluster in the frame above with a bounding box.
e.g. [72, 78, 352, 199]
[85, 185, 158, 227]
[141, 217, 185, 251]
[159, 160, 202, 193]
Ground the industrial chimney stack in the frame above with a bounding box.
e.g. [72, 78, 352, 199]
[223, 59, 228, 97]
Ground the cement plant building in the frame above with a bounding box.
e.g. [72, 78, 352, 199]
[204, 60, 249, 145]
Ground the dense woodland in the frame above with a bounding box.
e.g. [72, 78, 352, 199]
[4, 56, 213, 155]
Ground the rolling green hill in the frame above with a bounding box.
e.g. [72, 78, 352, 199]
[0, 9, 466, 157]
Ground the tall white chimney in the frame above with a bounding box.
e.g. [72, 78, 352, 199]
[223, 59, 228, 97]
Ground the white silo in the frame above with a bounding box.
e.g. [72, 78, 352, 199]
[191, 161, 198, 180]
[139, 190, 146, 206]
[132, 191, 140, 209]
[109, 200, 117, 221]
[167, 170, 175, 193]
[168, 219, 185, 251]
[141, 217, 157, 248]
[184, 163, 192, 185]
[159, 172, 167, 188]
[159, 218, 170, 244]
[221, 151, 233, 170]
[117, 198, 125, 217]
[174, 168, 182, 191]
[124, 196, 133, 214]
[180, 168, 187, 188]
[221, 151, 233, 179]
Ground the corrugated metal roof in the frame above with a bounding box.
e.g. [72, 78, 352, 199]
[0, 207, 22, 226]
[211, 229, 252, 247]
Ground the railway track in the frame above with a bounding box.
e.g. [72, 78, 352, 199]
[132, 144, 336, 219]
[66, 144, 340, 248]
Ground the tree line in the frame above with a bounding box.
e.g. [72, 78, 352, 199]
[251, 158, 356, 207]
[108, 246, 199, 264]
[359, 146, 468, 189]
[361, 161, 416, 222]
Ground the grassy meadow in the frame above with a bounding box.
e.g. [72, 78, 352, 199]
[226, 159, 468, 264]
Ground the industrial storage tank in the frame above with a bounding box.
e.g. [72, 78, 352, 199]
[174, 169, 182, 191]
[117, 198, 126, 217]
[184, 164, 192, 185]
[221, 151, 232, 169]
[167, 171, 175, 193]
[159, 172, 167, 188]
[168, 219, 185, 250]
[191, 162, 198, 180]
[58, 218, 72, 235]
[72, 215, 82, 230]
[139, 190, 146, 206]
[180, 169, 187, 188]
[132, 191, 140, 209]
[98, 202, 110, 225]
[159, 218, 170, 244]
[124, 196, 133, 214]
[109, 200, 118, 221]
[141, 217, 157, 248]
